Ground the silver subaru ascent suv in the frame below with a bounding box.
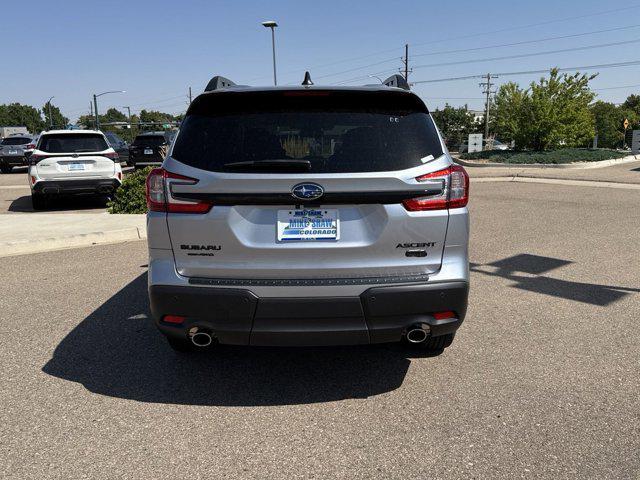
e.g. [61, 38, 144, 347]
[146, 74, 469, 353]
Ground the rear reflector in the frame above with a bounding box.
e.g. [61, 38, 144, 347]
[163, 315, 186, 324]
[403, 164, 469, 211]
[433, 311, 456, 320]
[146, 167, 213, 214]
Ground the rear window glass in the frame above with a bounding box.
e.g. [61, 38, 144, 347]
[1, 137, 31, 145]
[172, 90, 444, 173]
[38, 134, 108, 153]
[133, 135, 165, 146]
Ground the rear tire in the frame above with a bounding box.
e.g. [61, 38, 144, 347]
[31, 193, 47, 211]
[166, 336, 194, 353]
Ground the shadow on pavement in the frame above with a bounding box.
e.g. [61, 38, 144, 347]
[9, 194, 108, 213]
[472, 253, 639, 306]
[43, 273, 414, 406]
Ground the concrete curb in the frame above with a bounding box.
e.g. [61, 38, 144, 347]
[0, 219, 147, 258]
[472, 176, 640, 190]
[456, 154, 639, 169]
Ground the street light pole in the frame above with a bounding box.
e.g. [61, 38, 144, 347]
[262, 21, 278, 86]
[46, 96, 54, 130]
[92, 90, 126, 130]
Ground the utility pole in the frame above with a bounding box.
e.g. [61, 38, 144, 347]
[122, 106, 132, 130]
[402, 43, 410, 81]
[93, 94, 99, 130]
[479, 73, 497, 139]
[188, 87, 192, 104]
[89, 102, 94, 128]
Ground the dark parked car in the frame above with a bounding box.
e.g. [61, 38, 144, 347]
[0, 135, 35, 173]
[104, 132, 129, 163]
[128, 131, 172, 168]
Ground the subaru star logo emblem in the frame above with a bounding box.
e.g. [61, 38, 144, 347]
[291, 183, 324, 201]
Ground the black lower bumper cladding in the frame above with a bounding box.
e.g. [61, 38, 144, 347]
[150, 281, 469, 346]
[33, 179, 120, 195]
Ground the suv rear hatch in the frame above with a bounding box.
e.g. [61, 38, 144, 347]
[33, 133, 115, 179]
[160, 89, 456, 282]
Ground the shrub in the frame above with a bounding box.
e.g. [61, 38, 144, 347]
[107, 167, 153, 214]
[459, 148, 626, 164]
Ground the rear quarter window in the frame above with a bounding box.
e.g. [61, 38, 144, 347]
[172, 90, 444, 173]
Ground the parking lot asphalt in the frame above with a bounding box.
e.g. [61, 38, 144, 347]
[0, 167, 129, 214]
[0, 181, 639, 479]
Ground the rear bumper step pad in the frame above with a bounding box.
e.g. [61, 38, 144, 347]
[150, 281, 468, 346]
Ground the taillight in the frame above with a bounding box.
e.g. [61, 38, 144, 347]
[146, 167, 213, 214]
[403, 164, 469, 211]
[25, 143, 36, 150]
[30, 154, 47, 164]
[104, 152, 119, 161]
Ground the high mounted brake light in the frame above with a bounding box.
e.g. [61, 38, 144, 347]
[146, 167, 213, 214]
[403, 164, 469, 211]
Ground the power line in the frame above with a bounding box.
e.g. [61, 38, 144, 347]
[252, 4, 640, 85]
[312, 56, 400, 81]
[411, 4, 640, 48]
[594, 83, 640, 91]
[410, 24, 640, 59]
[411, 38, 640, 71]
[411, 60, 640, 84]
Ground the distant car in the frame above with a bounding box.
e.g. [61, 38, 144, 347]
[128, 131, 172, 169]
[104, 131, 130, 163]
[458, 139, 510, 154]
[28, 130, 122, 210]
[0, 135, 35, 173]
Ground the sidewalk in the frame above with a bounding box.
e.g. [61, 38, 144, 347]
[0, 213, 146, 257]
[464, 158, 640, 185]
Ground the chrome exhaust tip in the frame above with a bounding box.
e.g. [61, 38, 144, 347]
[406, 324, 430, 344]
[191, 331, 213, 348]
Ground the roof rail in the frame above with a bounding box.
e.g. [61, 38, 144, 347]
[204, 76, 238, 92]
[381, 74, 410, 91]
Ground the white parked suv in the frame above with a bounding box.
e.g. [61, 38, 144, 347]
[28, 130, 122, 210]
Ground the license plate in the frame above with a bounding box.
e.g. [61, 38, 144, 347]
[68, 163, 85, 171]
[9, 150, 18, 155]
[144, 148, 153, 155]
[277, 209, 339, 241]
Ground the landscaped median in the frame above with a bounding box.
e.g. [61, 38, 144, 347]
[457, 148, 635, 168]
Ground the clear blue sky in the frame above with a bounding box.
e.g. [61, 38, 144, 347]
[2, 0, 639, 121]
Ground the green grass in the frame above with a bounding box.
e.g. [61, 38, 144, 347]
[459, 148, 627, 164]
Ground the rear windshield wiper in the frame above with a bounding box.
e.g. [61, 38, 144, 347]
[223, 159, 311, 171]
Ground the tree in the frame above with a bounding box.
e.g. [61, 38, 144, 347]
[102, 108, 128, 124]
[622, 94, 640, 118]
[493, 82, 527, 144]
[590, 101, 637, 149]
[431, 105, 480, 147]
[139, 109, 176, 126]
[0, 103, 45, 134]
[42, 102, 69, 129]
[493, 69, 596, 150]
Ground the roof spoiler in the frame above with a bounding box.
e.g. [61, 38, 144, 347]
[204, 76, 239, 92]
[381, 74, 410, 90]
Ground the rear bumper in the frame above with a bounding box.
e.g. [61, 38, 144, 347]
[0, 155, 27, 166]
[32, 178, 121, 195]
[149, 281, 469, 346]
